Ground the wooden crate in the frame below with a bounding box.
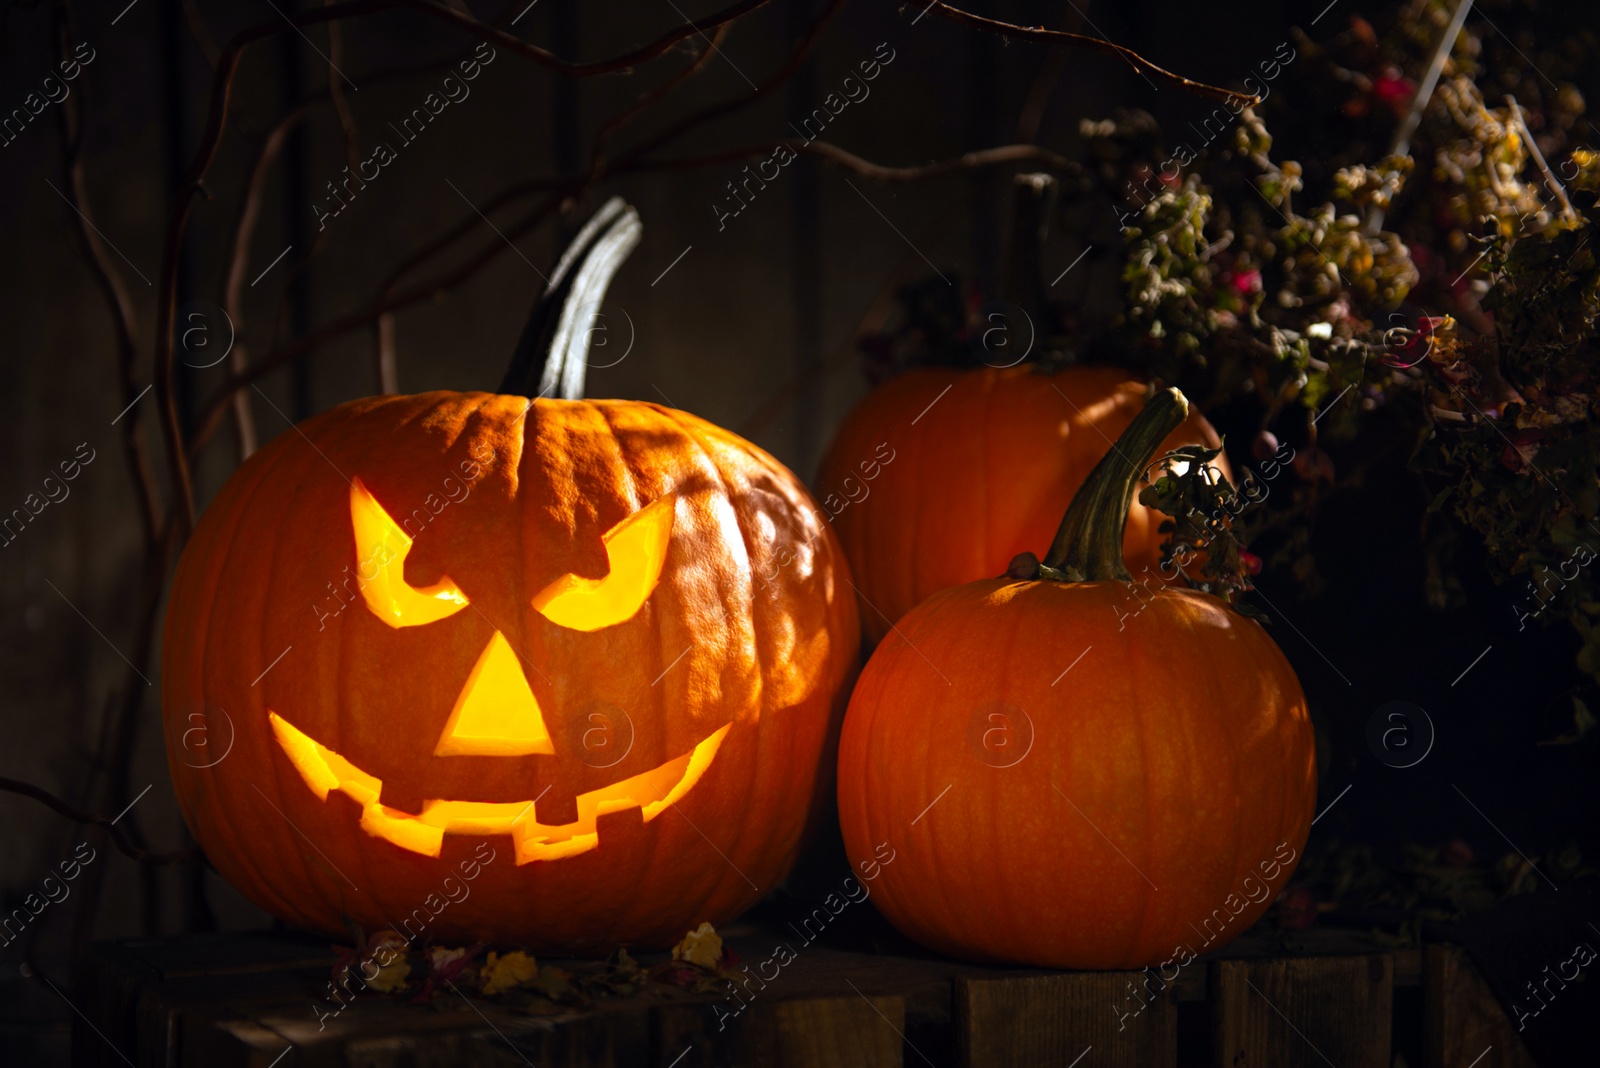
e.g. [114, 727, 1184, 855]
[72, 923, 1531, 1067]
[1424, 945, 1538, 1068]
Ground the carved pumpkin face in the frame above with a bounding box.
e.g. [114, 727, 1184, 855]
[163, 392, 858, 951]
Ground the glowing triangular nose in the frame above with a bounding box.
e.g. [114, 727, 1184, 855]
[434, 631, 555, 756]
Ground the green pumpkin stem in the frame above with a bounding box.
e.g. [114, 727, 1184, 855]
[1040, 387, 1189, 582]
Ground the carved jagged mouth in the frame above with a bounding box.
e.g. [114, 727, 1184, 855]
[267, 712, 730, 864]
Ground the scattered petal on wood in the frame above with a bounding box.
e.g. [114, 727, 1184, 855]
[480, 950, 539, 995]
[670, 921, 723, 970]
[364, 931, 413, 993]
[530, 965, 580, 1003]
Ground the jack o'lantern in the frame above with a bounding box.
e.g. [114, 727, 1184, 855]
[163, 200, 859, 951]
[817, 365, 1227, 644]
[836, 387, 1314, 968]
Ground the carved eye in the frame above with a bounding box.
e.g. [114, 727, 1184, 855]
[350, 479, 469, 628]
[533, 496, 675, 631]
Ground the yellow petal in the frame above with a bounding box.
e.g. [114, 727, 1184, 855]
[480, 950, 539, 995]
[670, 921, 723, 970]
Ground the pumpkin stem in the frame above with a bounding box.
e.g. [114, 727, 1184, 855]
[1040, 387, 1189, 582]
[499, 197, 643, 400]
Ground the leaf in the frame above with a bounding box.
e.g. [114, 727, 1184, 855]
[530, 966, 581, 1004]
[360, 930, 412, 994]
[480, 950, 539, 995]
[671, 921, 723, 971]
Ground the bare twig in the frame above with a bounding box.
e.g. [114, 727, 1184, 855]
[1368, 0, 1474, 232]
[52, 0, 189, 957]
[901, 0, 1259, 108]
[326, 8, 362, 176]
[1391, 0, 1475, 159]
[54, 21, 160, 544]
[590, 22, 732, 182]
[615, 0, 848, 169]
[187, 0, 844, 450]
[156, 0, 777, 529]
[222, 104, 321, 459]
[651, 139, 1076, 181]
[1507, 94, 1576, 221]
[0, 778, 204, 866]
[191, 132, 1066, 451]
[189, 191, 568, 451]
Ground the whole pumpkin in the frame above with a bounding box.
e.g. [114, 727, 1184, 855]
[835, 388, 1315, 969]
[162, 203, 858, 951]
[817, 365, 1227, 644]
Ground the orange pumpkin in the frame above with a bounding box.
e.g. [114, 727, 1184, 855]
[817, 365, 1227, 644]
[835, 388, 1314, 969]
[162, 202, 858, 951]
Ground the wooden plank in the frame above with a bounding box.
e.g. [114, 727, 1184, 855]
[184, 999, 657, 1068]
[658, 994, 908, 1067]
[1211, 954, 1392, 1068]
[81, 925, 1431, 1066]
[749, 996, 907, 1068]
[957, 972, 1175, 1067]
[1423, 945, 1537, 1068]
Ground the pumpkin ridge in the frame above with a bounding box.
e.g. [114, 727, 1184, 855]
[917, 601, 962, 955]
[180, 409, 301, 925]
[331, 398, 428, 929]
[346, 395, 471, 927]
[267, 408, 365, 925]
[591, 399, 675, 934]
[1206, 600, 1255, 956]
[268, 404, 364, 926]
[902, 381, 932, 631]
[978, 369, 995, 582]
[1118, 582, 1160, 967]
[662, 403, 767, 919]
[993, 579, 1034, 956]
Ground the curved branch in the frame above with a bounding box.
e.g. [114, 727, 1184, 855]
[902, 0, 1259, 109]
[651, 139, 1077, 181]
[179, 0, 1057, 462]
[55, 30, 161, 546]
[156, 0, 776, 530]
[190, 191, 569, 451]
[191, 133, 1071, 453]
[373, 177, 565, 300]
[0, 778, 204, 866]
[615, 0, 846, 170]
[222, 103, 321, 458]
[590, 21, 733, 183]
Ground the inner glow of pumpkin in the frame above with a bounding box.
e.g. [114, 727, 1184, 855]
[532, 496, 675, 632]
[350, 479, 469, 628]
[267, 711, 730, 864]
[433, 631, 555, 756]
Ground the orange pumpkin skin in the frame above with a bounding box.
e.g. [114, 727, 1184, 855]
[163, 392, 858, 951]
[817, 366, 1227, 644]
[836, 580, 1315, 969]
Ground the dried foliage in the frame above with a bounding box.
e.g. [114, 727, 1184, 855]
[867, 1, 1600, 714]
